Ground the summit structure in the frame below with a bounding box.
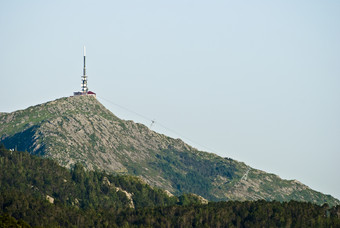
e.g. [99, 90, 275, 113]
[74, 46, 96, 97]
[81, 46, 88, 94]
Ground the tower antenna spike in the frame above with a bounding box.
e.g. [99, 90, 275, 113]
[81, 45, 88, 94]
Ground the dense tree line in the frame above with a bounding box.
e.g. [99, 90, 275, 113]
[0, 144, 339, 227]
[0, 143, 185, 210]
[119, 201, 340, 227]
[0, 144, 200, 226]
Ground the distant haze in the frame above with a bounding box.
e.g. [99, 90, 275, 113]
[0, 1, 339, 200]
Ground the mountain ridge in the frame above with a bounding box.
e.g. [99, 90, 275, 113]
[0, 96, 338, 206]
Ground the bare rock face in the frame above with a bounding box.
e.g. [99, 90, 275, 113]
[46, 195, 54, 204]
[0, 96, 339, 206]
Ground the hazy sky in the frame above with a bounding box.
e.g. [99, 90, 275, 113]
[1, 1, 339, 200]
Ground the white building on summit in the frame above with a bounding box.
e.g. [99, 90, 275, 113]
[73, 46, 96, 97]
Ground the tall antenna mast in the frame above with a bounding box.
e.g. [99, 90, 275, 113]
[73, 46, 96, 97]
[81, 46, 88, 94]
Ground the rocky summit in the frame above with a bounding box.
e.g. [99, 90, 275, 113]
[0, 96, 339, 206]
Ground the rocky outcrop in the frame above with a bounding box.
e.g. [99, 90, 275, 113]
[46, 195, 54, 204]
[115, 187, 134, 209]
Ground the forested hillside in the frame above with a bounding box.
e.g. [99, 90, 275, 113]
[0, 144, 205, 225]
[1, 145, 340, 227]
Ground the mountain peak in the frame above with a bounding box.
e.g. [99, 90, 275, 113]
[0, 97, 339, 206]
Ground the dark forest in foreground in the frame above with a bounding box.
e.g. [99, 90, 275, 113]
[1, 144, 339, 227]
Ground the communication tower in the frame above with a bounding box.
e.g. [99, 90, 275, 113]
[81, 46, 88, 94]
[73, 46, 96, 97]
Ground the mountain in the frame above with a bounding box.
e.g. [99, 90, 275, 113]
[0, 96, 339, 206]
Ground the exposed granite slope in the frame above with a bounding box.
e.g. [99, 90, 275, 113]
[0, 96, 338, 206]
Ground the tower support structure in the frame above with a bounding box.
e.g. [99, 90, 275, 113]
[81, 46, 88, 94]
[73, 46, 96, 97]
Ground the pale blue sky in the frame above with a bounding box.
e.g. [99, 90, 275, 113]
[1, 1, 339, 200]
